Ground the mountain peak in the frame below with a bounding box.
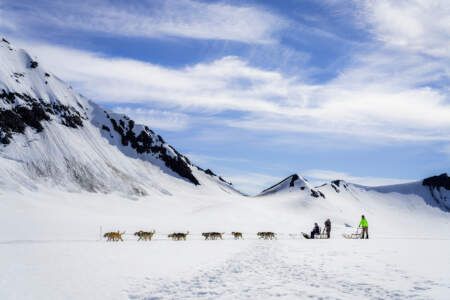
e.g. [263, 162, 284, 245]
[329, 179, 350, 193]
[0, 38, 235, 196]
[423, 173, 450, 190]
[259, 173, 325, 198]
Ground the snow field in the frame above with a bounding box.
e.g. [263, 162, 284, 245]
[1, 239, 449, 300]
[1, 188, 449, 299]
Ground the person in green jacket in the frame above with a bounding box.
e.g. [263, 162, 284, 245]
[359, 215, 369, 239]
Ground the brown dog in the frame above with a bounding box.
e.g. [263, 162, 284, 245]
[134, 230, 156, 241]
[257, 232, 276, 240]
[104, 231, 124, 241]
[210, 232, 224, 240]
[169, 231, 189, 240]
[232, 232, 243, 239]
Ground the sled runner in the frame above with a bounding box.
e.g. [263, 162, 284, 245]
[343, 227, 362, 239]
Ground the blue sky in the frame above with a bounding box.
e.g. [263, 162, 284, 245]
[1, 0, 449, 194]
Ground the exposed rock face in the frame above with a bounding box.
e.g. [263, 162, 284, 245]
[422, 173, 450, 211]
[29, 60, 38, 69]
[423, 173, 450, 190]
[0, 90, 84, 144]
[289, 174, 300, 187]
[330, 180, 349, 193]
[197, 168, 232, 185]
[205, 169, 216, 176]
[103, 113, 200, 185]
[310, 189, 326, 198]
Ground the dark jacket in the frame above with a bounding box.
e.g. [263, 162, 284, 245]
[325, 219, 331, 229]
[312, 225, 320, 234]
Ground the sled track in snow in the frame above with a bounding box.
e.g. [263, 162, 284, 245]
[126, 240, 448, 300]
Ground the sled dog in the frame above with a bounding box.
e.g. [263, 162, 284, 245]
[134, 230, 156, 241]
[169, 232, 189, 240]
[231, 232, 243, 239]
[257, 232, 276, 240]
[104, 231, 124, 241]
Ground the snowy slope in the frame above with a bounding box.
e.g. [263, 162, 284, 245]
[0, 37, 237, 197]
[367, 173, 450, 211]
[313, 174, 450, 213]
[1, 172, 450, 300]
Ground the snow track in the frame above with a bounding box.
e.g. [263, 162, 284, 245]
[1, 237, 450, 300]
[127, 240, 450, 300]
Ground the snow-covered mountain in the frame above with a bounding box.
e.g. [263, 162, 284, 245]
[366, 173, 450, 212]
[258, 172, 449, 213]
[310, 174, 450, 213]
[0, 37, 237, 196]
[258, 174, 325, 198]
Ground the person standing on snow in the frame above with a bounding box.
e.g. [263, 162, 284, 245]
[324, 218, 331, 238]
[311, 222, 320, 239]
[359, 215, 369, 239]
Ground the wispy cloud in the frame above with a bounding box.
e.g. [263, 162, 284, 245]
[3, 0, 450, 145]
[0, 0, 285, 44]
[112, 106, 190, 131]
[13, 39, 450, 142]
[224, 172, 282, 196]
[359, 0, 450, 58]
[304, 169, 415, 187]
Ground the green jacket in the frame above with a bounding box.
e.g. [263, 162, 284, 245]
[359, 218, 368, 228]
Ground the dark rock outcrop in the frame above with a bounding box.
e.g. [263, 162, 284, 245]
[310, 190, 326, 198]
[1, 90, 84, 144]
[219, 176, 232, 185]
[331, 180, 349, 193]
[423, 173, 450, 190]
[197, 167, 232, 185]
[289, 174, 300, 187]
[205, 169, 216, 176]
[29, 61, 38, 69]
[107, 114, 199, 185]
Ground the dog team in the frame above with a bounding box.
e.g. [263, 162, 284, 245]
[102, 231, 275, 241]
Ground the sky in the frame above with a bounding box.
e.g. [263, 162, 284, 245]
[0, 0, 449, 194]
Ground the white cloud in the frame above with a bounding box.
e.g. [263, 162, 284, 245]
[18, 41, 291, 111]
[0, 0, 284, 44]
[112, 107, 190, 131]
[304, 169, 415, 187]
[14, 39, 450, 142]
[5, 0, 450, 143]
[360, 0, 450, 58]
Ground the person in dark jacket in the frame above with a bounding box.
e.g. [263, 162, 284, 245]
[311, 223, 320, 239]
[324, 219, 331, 238]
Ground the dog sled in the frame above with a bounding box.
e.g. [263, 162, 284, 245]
[302, 228, 328, 239]
[343, 227, 362, 239]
